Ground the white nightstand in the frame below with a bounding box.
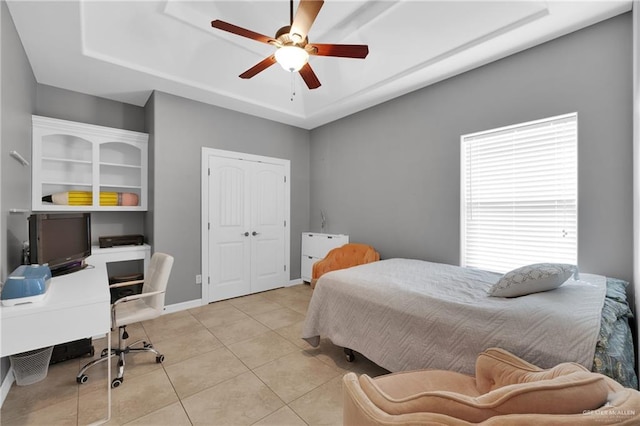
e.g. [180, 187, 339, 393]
[301, 233, 349, 282]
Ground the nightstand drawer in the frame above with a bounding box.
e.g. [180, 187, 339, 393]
[301, 233, 349, 282]
[301, 255, 321, 281]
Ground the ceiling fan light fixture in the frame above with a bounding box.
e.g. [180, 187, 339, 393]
[275, 45, 309, 72]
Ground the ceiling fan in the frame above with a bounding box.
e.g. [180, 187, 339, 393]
[211, 0, 369, 90]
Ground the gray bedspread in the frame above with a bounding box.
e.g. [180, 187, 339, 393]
[302, 258, 606, 375]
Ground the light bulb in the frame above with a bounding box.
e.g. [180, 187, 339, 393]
[275, 46, 309, 72]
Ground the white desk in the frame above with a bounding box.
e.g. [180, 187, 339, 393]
[1, 244, 149, 357]
[1, 260, 112, 423]
[1, 262, 110, 357]
[1, 245, 150, 423]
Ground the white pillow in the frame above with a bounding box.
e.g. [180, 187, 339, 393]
[488, 263, 578, 298]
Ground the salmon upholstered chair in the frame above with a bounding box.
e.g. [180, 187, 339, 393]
[311, 243, 380, 288]
[343, 347, 640, 425]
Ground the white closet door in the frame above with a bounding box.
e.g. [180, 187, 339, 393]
[207, 154, 288, 303]
[208, 156, 251, 301]
[251, 162, 287, 293]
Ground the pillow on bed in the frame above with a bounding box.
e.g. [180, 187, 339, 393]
[488, 263, 578, 298]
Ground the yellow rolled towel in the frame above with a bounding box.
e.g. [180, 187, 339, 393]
[42, 191, 139, 206]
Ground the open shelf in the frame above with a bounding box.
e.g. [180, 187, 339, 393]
[32, 116, 148, 211]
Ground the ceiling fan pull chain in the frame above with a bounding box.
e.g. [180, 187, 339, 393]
[290, 73, 296, 102]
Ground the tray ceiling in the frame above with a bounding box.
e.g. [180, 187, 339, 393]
[6, 1, 632, 129]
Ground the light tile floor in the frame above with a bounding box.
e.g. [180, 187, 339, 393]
[1, 284, 389, 425]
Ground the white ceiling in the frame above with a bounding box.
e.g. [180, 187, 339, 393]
[6, 1, 632, 130]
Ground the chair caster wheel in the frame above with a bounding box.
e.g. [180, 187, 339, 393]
[77, 374, 88, 384]
[144, 342, 153, 349]
[111, 378, 123, 388]
[344, 348, 355, 362]
[101, 348, 109, 357]
[156, 355, 165, 363]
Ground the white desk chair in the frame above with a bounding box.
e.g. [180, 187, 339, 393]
[77, 252, 174, 388]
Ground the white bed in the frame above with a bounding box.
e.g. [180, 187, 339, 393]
[302, 258, 606, 375]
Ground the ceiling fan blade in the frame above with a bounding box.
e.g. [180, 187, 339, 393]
[290, 0, 324, 42]
[239, 55, 277, 79]
[299, 63, 321, 89]
[211, 20, 275, 45]
[309, 43, 369, 59]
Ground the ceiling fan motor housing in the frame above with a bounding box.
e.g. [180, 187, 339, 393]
[275, 25, 307, 47]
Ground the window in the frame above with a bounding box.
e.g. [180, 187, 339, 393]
[461, 113, 577, 273]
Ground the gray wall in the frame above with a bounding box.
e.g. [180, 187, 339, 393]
[1, 0, 36, 386]
[2, 0, 35, 278]
[310, 14, 633, 287]
[35, 84, 145, 133]
[148, 91, 310, 305]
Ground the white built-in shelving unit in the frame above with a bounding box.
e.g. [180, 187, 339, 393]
[32, 115, 148, 211]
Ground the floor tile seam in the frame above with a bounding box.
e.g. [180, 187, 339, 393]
[272, 329, 308, 349]
[76, 386, 82, 426]
[159, 342, 228, 368]
[284, 371, 346, 418]
[248, 313, 304, 332]
[234, 340, 302, 370]
[272, 358, 345, 402]
[247, 401, 309, 426]
[179, 369, 288, 412]
[181, 311, 249, 337]
[209, 328, 272, 348]
[76, 368, 170, 409]
[0, 392, 80, 424]
[122, 365, 194, 426]
[227, 295, 272, 308]
[160, 352, 254, 402]
[149, 327, 226, 365]
[281, 405, 312, 426]
[286, 398, 317, 426]
[139, 309, 202, 335]
[247, 316, 277, 330]
[147, 324, 220, 346]
[241, 299, 295, 319]
[249, 363, 311, 407]
[259, 368, 342, 408]
[237, 304, 289, 318]
[248, 346, 340, 384]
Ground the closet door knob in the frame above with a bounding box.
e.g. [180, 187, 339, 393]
[243, 232, 249, 237]
[252, 231, 260, 236]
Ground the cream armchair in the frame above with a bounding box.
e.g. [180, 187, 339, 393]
[343, 347, 640, 425]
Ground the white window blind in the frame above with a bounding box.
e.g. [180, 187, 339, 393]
[461, 113, 578, 273]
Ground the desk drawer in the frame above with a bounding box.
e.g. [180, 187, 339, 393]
[0, 300, 110, 357]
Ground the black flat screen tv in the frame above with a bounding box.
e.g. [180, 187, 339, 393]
[28, 213, 91, 276]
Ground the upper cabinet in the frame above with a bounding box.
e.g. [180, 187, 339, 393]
[32, 116, 148, 211]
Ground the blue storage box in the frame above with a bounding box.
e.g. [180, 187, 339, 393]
[1, 265, 52, 306]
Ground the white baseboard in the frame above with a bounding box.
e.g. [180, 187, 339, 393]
[0, 367, 15, 408]
[161, 280, 306, 314]
[287, 278, 304, 287]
